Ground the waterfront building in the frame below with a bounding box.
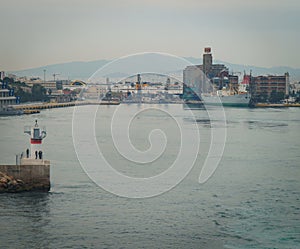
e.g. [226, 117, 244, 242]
[0, 82, 17, 109]
[183, 48, 237, 100]
[0, 71, 5, 80]
[84, 85, 103, 99]
[182, 65, 205, 100]
[289, 81, 300, 97]
[250, 73, 289, 102]
[24, 78, 57, 90]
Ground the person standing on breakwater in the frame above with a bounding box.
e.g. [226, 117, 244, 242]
[38, 151, 42, 160]
[26, 148, 29, 158]
[35, 151, 38, 159]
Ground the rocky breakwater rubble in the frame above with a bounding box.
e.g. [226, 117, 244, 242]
[0, 172, 25, 192]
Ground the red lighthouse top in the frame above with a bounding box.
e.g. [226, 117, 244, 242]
[24, 120, 47, 143]
[204, 47, 211, 53]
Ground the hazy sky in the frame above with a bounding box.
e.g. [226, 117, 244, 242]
[1, 0, 300, 71]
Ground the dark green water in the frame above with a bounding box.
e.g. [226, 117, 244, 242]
[0, 105, 299, 248]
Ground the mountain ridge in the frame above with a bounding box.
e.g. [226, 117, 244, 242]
[10, 57, 300, 82]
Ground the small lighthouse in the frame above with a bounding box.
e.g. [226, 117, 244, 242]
[24, 120, 47, 159]
[0, 119, 50, 192]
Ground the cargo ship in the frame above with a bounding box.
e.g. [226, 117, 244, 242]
[201, 73, 251, 107]
[201, 90, 250, 107]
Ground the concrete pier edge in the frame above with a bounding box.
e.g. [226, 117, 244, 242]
[0, 159, 50, 193]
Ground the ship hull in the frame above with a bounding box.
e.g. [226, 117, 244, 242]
[201, 94, 250, 107]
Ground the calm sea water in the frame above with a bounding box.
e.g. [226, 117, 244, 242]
[0, 104, 299, 249]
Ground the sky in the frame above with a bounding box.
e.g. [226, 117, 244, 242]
[1, 0, 300, 71]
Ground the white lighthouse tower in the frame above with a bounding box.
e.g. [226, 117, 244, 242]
[24, 120, 47, 159]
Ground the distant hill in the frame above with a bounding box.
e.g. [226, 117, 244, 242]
[10, 60, 110, 81]
[10, 55, 300, 82]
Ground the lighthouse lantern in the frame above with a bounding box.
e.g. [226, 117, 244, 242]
[24, 120, 47, 159]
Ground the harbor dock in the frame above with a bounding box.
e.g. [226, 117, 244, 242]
[14, 100, 120, 111]
[23, 109, 40, 114]
[255, 103, 300, 108]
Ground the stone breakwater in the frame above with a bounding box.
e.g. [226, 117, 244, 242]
[0, 160, 50, 193]
[0, 172, 25, 192]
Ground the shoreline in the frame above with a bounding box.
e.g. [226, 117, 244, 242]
[7, 101, 300, 114]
